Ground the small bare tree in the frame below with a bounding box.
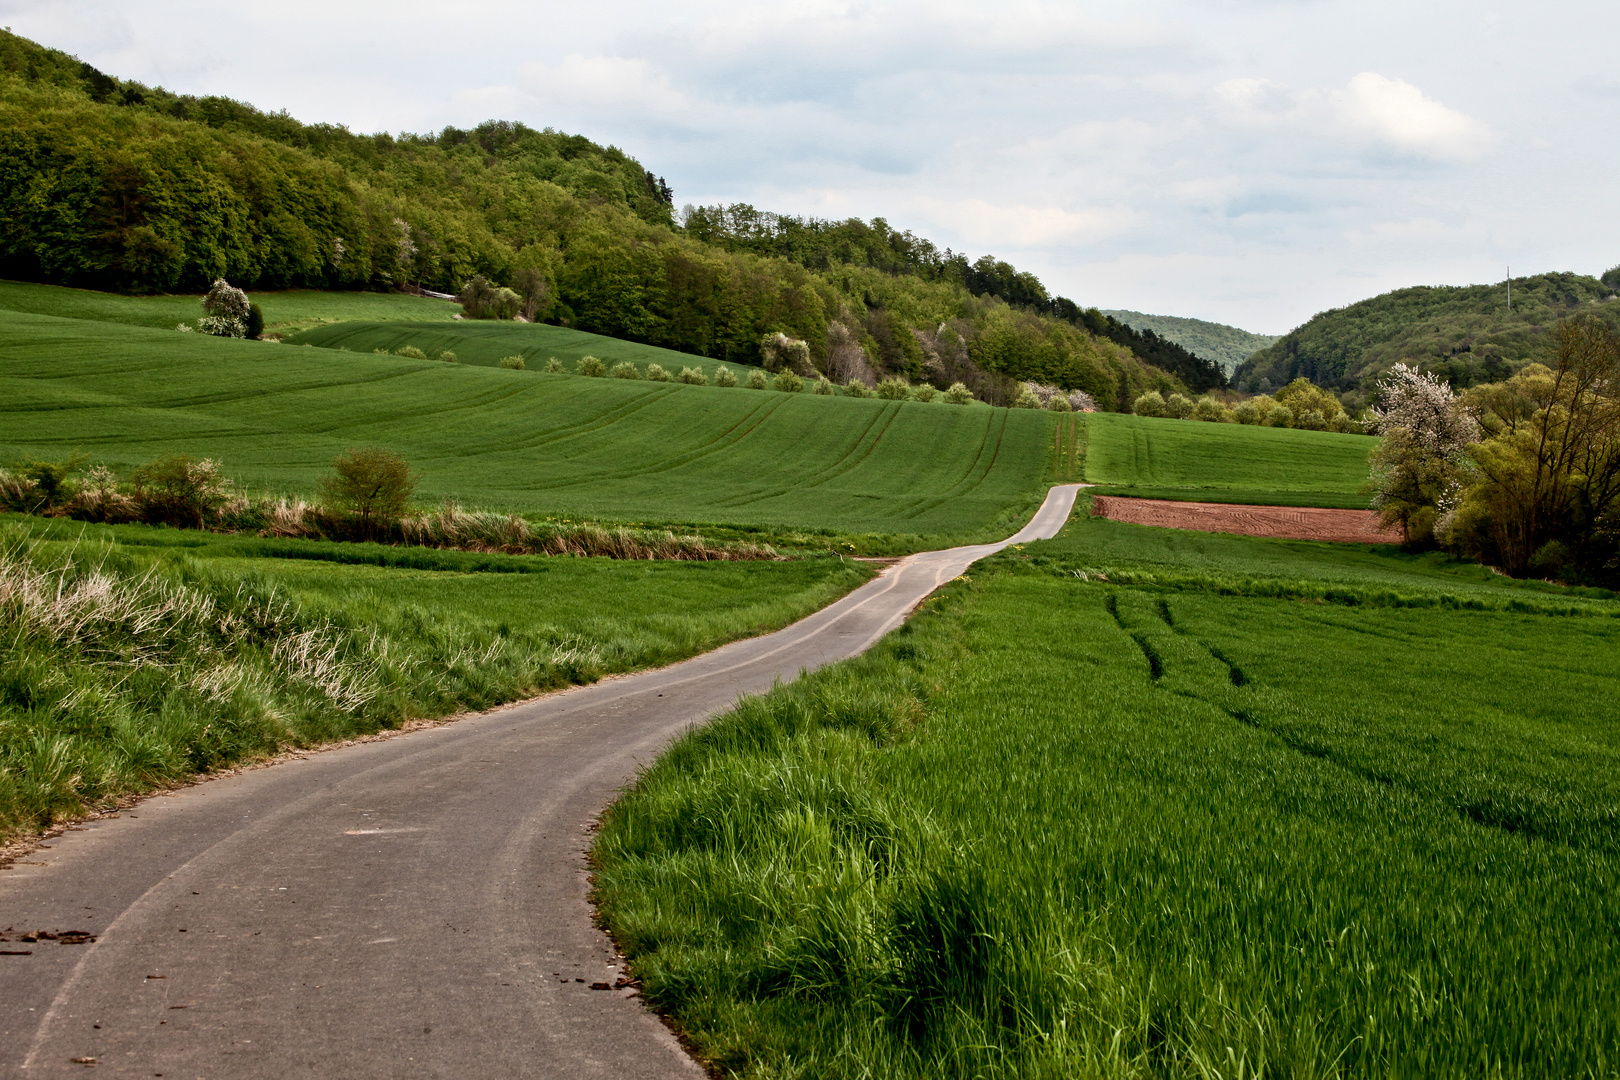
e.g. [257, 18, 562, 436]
[824, 320, 876, 386]
[320, 448, 416, 538]
[514, 267, 550, 322]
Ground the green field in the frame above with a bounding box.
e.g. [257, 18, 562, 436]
[0, 278, 459, 333]
[1082, 411, 1375, 508]
[288, 319, 769, 379]
[592, 501, 1620, 1078]
[0, 514, 873, 838]
[0, 307, 1051, 543]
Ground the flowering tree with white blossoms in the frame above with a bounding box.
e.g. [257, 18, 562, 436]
[197, 279, 250, 338]
[1366, 363, 1480, 546]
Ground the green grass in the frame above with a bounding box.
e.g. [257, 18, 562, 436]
[0, 307, 1052, 545]
[1083, 412, 1375, 508]
[0, 278, 459, 333]
[288, 319, 771, 380]
[0, 514, 873, 839]
[591, 525, 1620, 1078]
[1024, 500, 1618, 607]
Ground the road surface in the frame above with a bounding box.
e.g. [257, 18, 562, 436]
[0, 484, 1080, 1078]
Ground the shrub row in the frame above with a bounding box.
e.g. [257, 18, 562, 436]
[0, 456, 777, 561]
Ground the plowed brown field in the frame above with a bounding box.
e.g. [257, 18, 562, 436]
[1092, 496, 1400, 544]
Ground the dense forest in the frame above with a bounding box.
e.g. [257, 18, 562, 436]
[0, 29, 1198, 407]
[1102, 310, 1279, 375]
[1235, 271, 1620, 394]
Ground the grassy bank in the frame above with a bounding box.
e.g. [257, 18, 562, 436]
[592, 511, 1620, 1078]
[0, 307, 1052, 546]
[1083, 411, 1374, 508]
[0, 278, 459, 333]
[0, 517, 873, 841]
[288, 318, 770, 381]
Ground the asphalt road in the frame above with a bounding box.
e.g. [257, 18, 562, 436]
[1, 484, 1080, 1079]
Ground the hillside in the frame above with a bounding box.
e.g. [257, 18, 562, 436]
[0, 29, 1189, 407]
[0, 305, 1054, 542]
[1233, 270, 1619, 393]
[1102, 310, 1279, 374]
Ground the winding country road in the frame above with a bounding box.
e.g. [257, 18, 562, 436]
[1, 485, 1080, 1079]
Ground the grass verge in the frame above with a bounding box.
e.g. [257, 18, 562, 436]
[0, 518, 873, 842]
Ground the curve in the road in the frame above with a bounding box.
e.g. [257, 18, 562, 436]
[0, 484, 1081, 1079]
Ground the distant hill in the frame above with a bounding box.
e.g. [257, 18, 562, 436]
[1233, 271, 1620, 394]
[1102, 311, 1278, 375]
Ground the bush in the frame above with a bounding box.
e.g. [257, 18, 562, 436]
[943, 382, 973, 405]
[747, 368, 770, 390]
[578, 355, 607, 377]
[1012, 386, 1041, 409]
[245, 303, 264, 339]
[459, 275, 522, 319]
[812, 376, 834, 395]
[319, 448, 416, 537]
[610, 361, 642, 379]
[1295, 407, 1329, 431]
[1265, 405, 1294, 428]
[1133, 390, 1167, 417]
[396, 345, 428, 360]
[199, 279, 249, 338]
[1233, 398, 1266, 425]
[877, 377, 911, 400]
[1047, 393, 1072, 412]
[911, 384, 939, 403]
[773, 370, 803, 392]
[646, 363, 672, 382]
[130, 456, 232, 528]
[1193, 396, 1228, 422]
[713, 365, 738, 387]
[1164, 393, 1195, 419]
[759, 332, 812, 373]
[438, 350, 458, 364]
[678, 366, 708, 385]
[844, 379, 872, 398]
[498, 356, 526, 370]
[545, 357, 565, 373]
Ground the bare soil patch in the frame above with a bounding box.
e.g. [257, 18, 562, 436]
[1092, 496, 1400, 545]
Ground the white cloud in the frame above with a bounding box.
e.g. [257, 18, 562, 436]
[1331, 73, 1496, 161]
[1210, 72, 1495, 162]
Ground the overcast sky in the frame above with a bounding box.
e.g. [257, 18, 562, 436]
[5, 0, 1616, 333]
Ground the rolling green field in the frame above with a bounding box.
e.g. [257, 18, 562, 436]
[0, 278, 459, 333]
[592, 501, 1620, 1078]
[1082, 411, 1375, 508]
[0, 307, 1052, 543]
[0, 514, 873, 839]
[288, 319, 769, 379]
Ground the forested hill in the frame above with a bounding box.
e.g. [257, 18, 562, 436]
[1102, 310, 1278, 375]
[1234, 270, 1620, 393]
[0, 29, 1204, 407]
[684, 204, 1227, 392]
[0, 30, 676, 228]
